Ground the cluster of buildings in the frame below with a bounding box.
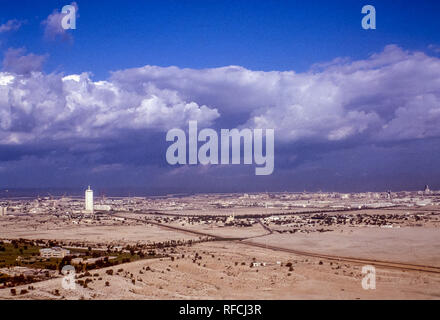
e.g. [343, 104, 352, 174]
[0, 185, 439, 218]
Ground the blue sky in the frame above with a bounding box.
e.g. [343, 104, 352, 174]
[0, 0, 440, 194]
[2, 0, 440, 78]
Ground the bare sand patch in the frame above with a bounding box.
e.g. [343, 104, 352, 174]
[249, 227, 440, 266]
[0, 221, 199, 245]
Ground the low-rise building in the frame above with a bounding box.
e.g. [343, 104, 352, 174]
[39, 247, 70, 258]
[95, 204, 112, 211]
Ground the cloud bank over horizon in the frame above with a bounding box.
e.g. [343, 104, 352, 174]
[1, 45, 440, 191]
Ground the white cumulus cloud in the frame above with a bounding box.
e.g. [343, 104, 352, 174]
[0, 71, 219, 145]
[1, 45, 440, 151]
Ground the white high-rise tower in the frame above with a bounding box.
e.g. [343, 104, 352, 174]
[85, 186, 94, 213]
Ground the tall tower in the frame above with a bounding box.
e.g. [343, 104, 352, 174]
[85, 186, 94, 213]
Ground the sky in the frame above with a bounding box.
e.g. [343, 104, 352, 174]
[0, 0, 440, 195]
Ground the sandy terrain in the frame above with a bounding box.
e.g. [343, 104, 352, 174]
[1, 241, 439, 300]
[249, 226, 440, 267]
[165, 222, 267, 239]
[0, 218, 199, 245]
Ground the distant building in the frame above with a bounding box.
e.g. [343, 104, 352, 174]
[0, 206, 6, 216]
[85, 186, 94, 213]
[252, 262, 266, 267]
[94, 204, 111, 211]
[40, 247, 70, 258]
[225, 213, 235, 224]
[424, 185, 431, 194]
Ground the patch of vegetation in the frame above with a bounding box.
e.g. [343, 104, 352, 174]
[0, 239, 165, 287]
[0, 240, 62, 275]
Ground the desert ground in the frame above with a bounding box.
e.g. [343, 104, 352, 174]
[0, 216, 199, 244]
[1, 193, 440, 299]
[1, 241, 439, 300]
[249, 227, 440, 267]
